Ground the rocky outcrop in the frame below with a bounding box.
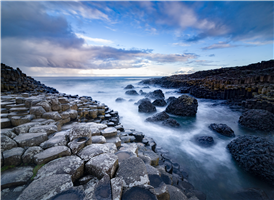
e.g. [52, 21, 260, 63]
[138, 100, 156, 113]
[152, 99, 167, 107]
[209, 123, 235, 137]
[166, 95, 198, 116]
[145, 89, 165, 99]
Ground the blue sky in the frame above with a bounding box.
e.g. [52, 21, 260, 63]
[1, 1, 273, 76]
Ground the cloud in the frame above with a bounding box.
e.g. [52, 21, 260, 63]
[172, 43, 190, 47]
[75, 33, 113, 44]
[172, 68, 196, 75]
[208, 54, 215, 57]
[202, 42, 237, 50]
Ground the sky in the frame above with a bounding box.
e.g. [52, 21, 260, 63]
[1, 1, 273, 77]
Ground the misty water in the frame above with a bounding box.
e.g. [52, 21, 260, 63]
[35, 76, 274, 200]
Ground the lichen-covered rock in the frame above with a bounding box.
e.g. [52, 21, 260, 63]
[14, 132, 47, 147]
[77, 144, 111, 161]
[28, 125, 58, 135]
[35, 155, 84, 182]
[68, 137, 91, 155]
[85, 153, 118, 179]
[51, 186, 86, 200]
[68, 109, 78, 120]
[138, 146, 159, 166]
[89, 175, 112, 200]
[3, 147, 24, 166]
[22, 146, 43, 164]
[1, 135, 17, 151]
[69, 123, 92, 141]
[111, 177, 123, 200]
[209, 123, 235, 137]
[101, 127, 117, 138]
[10, 115, 34, 126]
[166, 95, 198, 116]
[29, 106, 46, 117]
[1, 166, 33, 189]
[42, 111, 62, 121]
[227, 136, 274, 185]
[238, 109, 274, 132]
[17, 174, 73, 200]
[13, 122, 39, 134]
[40, 135, 67, 149]
[116, 156, 149, 188]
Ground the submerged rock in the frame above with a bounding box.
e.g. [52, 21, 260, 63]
[195, 136, 214, 147]
[162, 118, 181, 128]
[125, 90, 139, 95]
[166, 95, 198, 116]
[209, 123, 235, 137]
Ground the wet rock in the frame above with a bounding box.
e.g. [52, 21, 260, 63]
[29, 124, 58, 135]
[1, 185, 27, 200]
[131, 131, 144, 142]
[1, 135, 17, 151]
[162, 118, 181, 128]
[42, 111, 62, 121]
[152, 99, 167, 107]
[146, 164, 160, 176]
[116, 156, 149, 188]
[17, 174, 73, 200]
[92, 135, 106, 144]
[29, 106, 46, 118]
[40, 135, 67, 149]
[90, 175, 112, 200]
[124, 84, 134, 89]
[239, 109, 274, 132]
[111, 177, 123, 200]
[3, 147, 24, 166]
[166, 95, 198, 116]
[166, 185, 188, 200]
[35, 155, 84, 182]
[231, 188, 269, 200]
[148, 174, 170, 200]
[77, 144, 110, 161]
[227, 135, 274, 185]
[138, 146, 159, 166]
[22, 146, 43, 164]
[122, 185, 157, 200]
[14, 132, 47, 147]
[34, 146, 71, 165]
[85, 153, 118, 179]
[125, 89, 139, 95]
[1, 118, 11, 128]
[1, 166, 33, 189]
[146, 111, 169, 122]
[138, 101, 156, 113]
[145, 89, 165, 99]
[101, 127, 117, 138]
[195, 136, 214, 147]
[209, 123, 235, 137]
[115, 97, 126, 102]
[69, 123, 92, 141]
[115, 150, 137, 164]
[51, 186, 86, 200]
[11, 115, 34, 126]
[68, 137, 91, 155]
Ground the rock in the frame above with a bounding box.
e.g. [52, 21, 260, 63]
[68, 109, 78, 120]
[122, 185, 157, 200]
[166, 95, 198, 116]
[131, 131, 144, 142]
[115, 98, 126, 102]
[40, 135, 67, 149]
[1, 128, 17, 139]
[116, 156, 149, 188]
[101, 127, 117, 138]
[135, 98, 151, 105]
[78, 175, 96, 185]
[138, 101, 156, 113]
[111, 177, 123, 200]
[148, 174, 170, 200]
[3, 147, 24, 166]
[29, 106, 46, 117]
[238, 109, 274, 132]
[50, 186, 86, 200]
[62, 104, 70, 111]
[36, 101, 51, 112]
[162, 118, 181, 128]
[145, 89, 165, 99]
[85, 153, 118, 179]
[166, 185, 188, 200]
[35, 155, 84, 182]
[106, 136, 121, 147]
[17, 174, 73, 200]
[13, 122, 39, 134]
[29, 125, 58, 135]
[22, 146, 43, 164]
[186, 190, 206, 200]
[124, 84, 134, 89]
[145, 164, 160, 175]
[138, 146, 159, 166]
[42, 111, 62, 121]
[1, 118, 11, 128]
[166, 96, 176, 104]
[1, 185, 27, 200]
[1, 166, 33, 189]
[58, 97, 70, 104]
[231, 188, 270, 200]
[34, 146, 71, 165]
[227, 135, 274, 185]
[69, 123, 92, 141]
[50, 98, 61, 111]
[195, 136, 214, 147]
[90, 175, 112, 200]
[115, 150, 137, 164]
[125, 90, 139, 95]
[146, 111, 170, 122]
[10, 115, 34, 126]
[1, 135, 17, 151]
[92, 136, 106, 144]
[77, 144, 111, 161]
[87, 122, 108, 130]
[209, 123, 235, 137]
[14, 132, 47, 147]
[68, 137, 91, 155]
[152, 99, 167, 107]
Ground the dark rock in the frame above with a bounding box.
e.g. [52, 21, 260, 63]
[227, 136, 274, 185]
[139, 90, 147, 95]
[166, 95, 198, 116]
[177, 87, 190, 93]
[125, 90, 139, 95]
[146, 111, 170, 122]
[145, 89, 165, 99]
[1, 135, 17, 151]
[51, 186, 86, 200]
[138, 101, 156, 113]
[14, 132, 48, 147]
[209, 123, 235, 137]
[124, 84, 134, 89]
[40, 135, 67, 149]
[162, 118, 181, 128]
[135, 98, 151, 105]
[232, 188, 269, 200]
[68, 137, 91, 155]
[3, 147, 24, 166]
[22, 146, 43, 164]
[29, 125, 58, 136]
[195, 136, 214, 147]
[77, 144, 113, 161]
[122, 185, 157, 200]
[238, 109, 274, 132]
[92, 175, 112, 200]
[138, 146, 159, 166]
[115, 98, 126, 102]
[152, 99, 167, 107]
[166, 185, 188, 200]
[166, 96, 176, 104]
[148, 174, 170, 200]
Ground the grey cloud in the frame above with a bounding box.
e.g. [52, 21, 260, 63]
[202, 42, 238, 50]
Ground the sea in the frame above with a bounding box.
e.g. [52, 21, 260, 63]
[35, 76, 274, 200]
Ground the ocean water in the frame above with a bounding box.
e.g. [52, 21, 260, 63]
[35, 76, 274, 200]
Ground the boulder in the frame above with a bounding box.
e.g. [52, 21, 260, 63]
[11, 115, 34, 126]
[166, 185, 188, 200]
[1, 128, 17, 139]
[106, 136, 121, 147]
[227, 136, 274, 185]
[125, 90, 139, 95]
[89, 175, 112, 200]
[85, 153, 118, 179]
[13, 122, 39, 134]
[135, 98, 151, 105]
[3, 147, 24, 166]
[166, 95, 198, 116]
[77, 144, 111, 161]
[17, 174, 73, 200]
[35, 155, 84, 182]
[40, 135, 67, 149]
[152, 99, 167, 107]
[122, 185, 157, 200]
[116, 156, 149, 188]
[29, 106, 46, 117]
[42, 111, 62, 121]
[22, 146, 43, 164]
[195, 136, 214, 147]
[138, 146, 159, 166]
[92, 136, 106, 144]
[115, 97, 126, 102]
[111, 177, 123, 200]
[68, 137, 91, 155]
[1, 166, 33, 189]
[138, 101, 156, 113]
[69, 123, 92, 141]
[166, 96, 176, 104]
[145, 89, 165, 99]
[162, 118, 181, 128]
[124, 84, 134, 89]
[58, 98, 70, 104]
[14, 132, 48, 147]
[101, 127, 117, 138]
[238, 109, 274, 132]
[29, 124, 58, 135]
[146, 111, 170, 122]
[34, 146, 71, 165]
[36, 101, 51, 112]
[1, 135, 17, 151]
[209, 123, 235, 137]
[68, 109, 78, 120]
[148, 174, 170, 200]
